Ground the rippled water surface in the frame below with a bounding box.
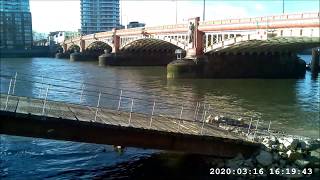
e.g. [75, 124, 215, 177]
[0, 56, 319, 179]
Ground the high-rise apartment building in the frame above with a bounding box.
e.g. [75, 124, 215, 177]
[0, 0, 32, 49]
[81, 0, 120, 35]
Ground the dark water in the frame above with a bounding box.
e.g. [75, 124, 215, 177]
[0, 56, 319, 179]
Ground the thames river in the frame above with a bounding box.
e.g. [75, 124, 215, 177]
[0, 56, 319, 179]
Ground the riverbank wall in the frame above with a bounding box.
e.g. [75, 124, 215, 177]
[0, 47, 54, 58]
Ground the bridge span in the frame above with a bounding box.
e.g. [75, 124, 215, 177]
[1, 72, 290, 157]
[61, 12, 319, 57]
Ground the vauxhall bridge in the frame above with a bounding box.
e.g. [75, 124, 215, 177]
[61, 12, 319, 58]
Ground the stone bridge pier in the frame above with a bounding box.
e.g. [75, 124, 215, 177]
[311, 48, 320, 74]
[167, 17, 207, 78]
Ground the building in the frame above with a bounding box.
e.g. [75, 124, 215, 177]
[33, 32, 47, 41]
[127, 21, 145, 29]
[33, 31, 47, 46]
[81, 0, 120, 35]
[0, 0, 32, 49]
[48, 31, 80, 46]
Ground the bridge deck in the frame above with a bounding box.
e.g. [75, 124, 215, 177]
[0, 94, 241, 140]
[0, 94, 260, 156]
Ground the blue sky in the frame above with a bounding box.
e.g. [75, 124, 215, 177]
[30, 0, 320, 33]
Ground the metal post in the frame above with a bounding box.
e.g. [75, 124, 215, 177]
[94, 92, 102, 122]
[203, 0, 206, 21]
[175, 0, 178, 24]
[195, 102, 200, 121]
[179, 104, 184, 119]
[194, 102, 199, 120]
[177, 119, 181, 131]
[128, 98, 133, 125]
[253, 119, 259, 139]
[247, 118, 253, 135]
[207, 104, 211, 116]
[149, 100, 156, 127]
[267, 120, 272, 132]
[14, 97, 20, 113]
[79, 83, 85, 103]
[117, 89, 123, 111]
[5, 78, 13, 110]
[201, 103, 206, 121]
[282, 0, 284, 14]
[42, 85, 50, 116]
[39, 75, 44, 98]
[200, 110, 207, 135]
[12, 72, 17, 95]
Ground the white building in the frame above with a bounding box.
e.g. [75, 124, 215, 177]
[48, 31, 80, 45]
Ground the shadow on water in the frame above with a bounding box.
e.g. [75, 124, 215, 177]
[39, 151, 320, 180]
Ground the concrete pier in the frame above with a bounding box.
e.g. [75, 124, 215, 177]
[311, 48, 320, 74]
[167, 53, 306, 79]
[70, 51, 83, 61]
[167, 58, 205, 79]
[55, 52, 69, 59]
[98, 50, 113, 66]
[99, 53, 113, 66]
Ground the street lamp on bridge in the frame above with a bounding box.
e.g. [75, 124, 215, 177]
[176, 0, 178, 24]
[203, 0, 206, 21]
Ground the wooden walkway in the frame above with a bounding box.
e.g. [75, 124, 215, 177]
[0, 94, 258, 157]
[1, 94, 243, 139]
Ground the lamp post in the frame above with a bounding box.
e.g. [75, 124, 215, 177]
[282, 0, 284, 14]
[203, 0, 206, 21]
[175, 0, 178, 24]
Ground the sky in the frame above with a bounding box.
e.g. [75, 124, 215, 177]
[30, 0, 320, 33]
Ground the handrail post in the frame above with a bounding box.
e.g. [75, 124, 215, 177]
[247, 118, 253, 135]
[177, 104, 184, 131]
[117, 89, 123, 111]
[128, 98, 134, 126]
[149, 100, 155, 128]
[193, 102, 199, 121]
[42, 85, 50, 116]
[201, 103, 206, 121]
[179, 104, 184, 119]
[195, 102, 201, 121]
[94, 92, 101, 122]
[12, 72, 17, 95]
[39, 75, 44, 98]
[200, 110, 207, 135]
[267, 120, 272, 132]
[5, 78, 13, 111]
[253, 119, 259, 140]
[79, 83, 85, 104]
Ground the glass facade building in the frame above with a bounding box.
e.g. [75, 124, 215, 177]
[81, 0, 120, 35]
[0, 0, 32, 49]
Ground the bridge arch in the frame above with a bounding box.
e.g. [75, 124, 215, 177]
[86, 41, 112, 54]
[54, 44, 64, 53]
[120, 38, 186, 56]
[67, 44, 80, 53]
[204, 37, 320, 55]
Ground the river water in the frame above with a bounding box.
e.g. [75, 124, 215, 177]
[0, 56, 319, 179]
